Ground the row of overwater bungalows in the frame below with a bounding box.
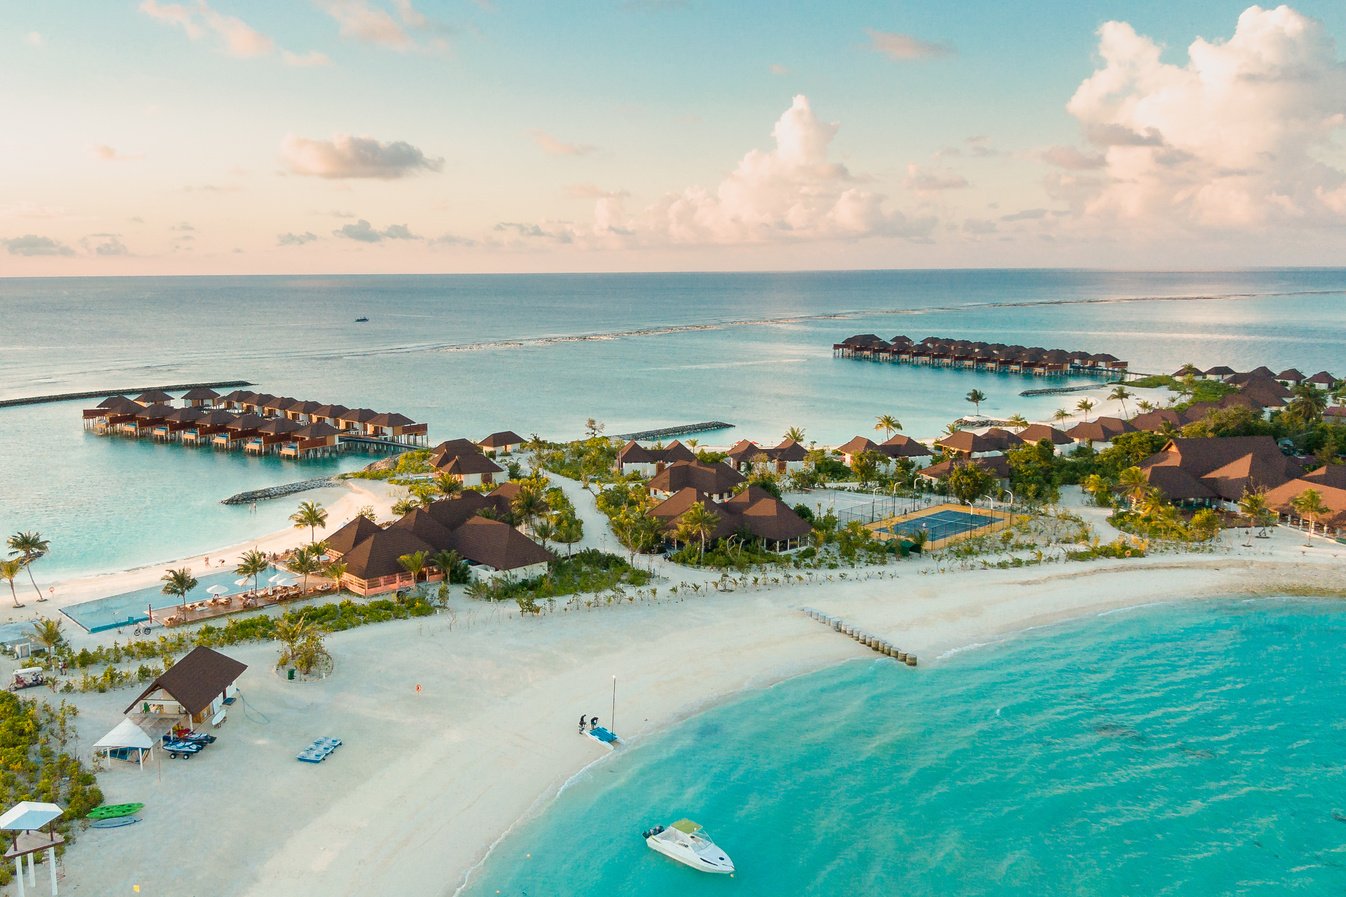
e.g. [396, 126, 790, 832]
[81, 387, 428, 457]
[833, 334, 1128, 376]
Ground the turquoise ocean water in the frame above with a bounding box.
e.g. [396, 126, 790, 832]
[460, 597, 1346, 897]
[2, 269, 1345, 579]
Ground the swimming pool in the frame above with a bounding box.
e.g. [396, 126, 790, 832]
[62, 568, 267, 634]
[877, 506, 1006, 541]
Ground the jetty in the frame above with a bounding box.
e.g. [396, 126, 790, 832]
[802, 607, 917, 666]
[834, 334, 1128, 378]
[613, 421, 734, 441]
[220, 476, 337, 505]
[1, 380, 252, 409]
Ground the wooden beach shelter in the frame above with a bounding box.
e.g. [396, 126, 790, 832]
[92, 718, 156, 770]
[126, 646, 247, 730]
[0, 801, 64, 897]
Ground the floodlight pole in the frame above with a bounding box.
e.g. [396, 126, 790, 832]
[611, 675, 617, 734]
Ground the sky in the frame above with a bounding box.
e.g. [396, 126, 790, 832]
[2, 1, 1346, 275]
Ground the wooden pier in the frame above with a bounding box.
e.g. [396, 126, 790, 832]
[613, 421, 734, 441]
[802, 607, 917, 666]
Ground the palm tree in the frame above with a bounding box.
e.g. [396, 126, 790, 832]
[7, 531, 50, 603]
[161, 567, 199, 613]
[433, 472, 463, 498]
[391, 493, 419, 517]
[1075, 398, 1096, 421]
[784, 426, 806, 444]
[30, 618, 64, 654]
[674, 502, 719, 560]
[511, 484, 548, 534]
[1237, 489, 1274, 538]
[874, 415, 901, 439]
[285, 545, 324, 594]
[1081, 473, 1110, 506]
[1136, 399, 1156, 413]
[397, 550, 428, 591]
[1117, 466, 1150, 510]
[532, 517, 556, 551]
[524, 433, 548, 454]
[1006, 413, 1029, 429]
[0, 558, 23, 608]
[553, 513, 583, 557]
[290, 500, 328, 543]
[1053, 408, 1070, 425]
[1109, 385, 1133, 418]
[235, 549, 270, 596]
[430, 549, 466, 584]
[324, 559, 348, 592]
[965, 390, 987, 416]
[1285, 384, 1328, 430]
[1290, 489, 1329, 539]
[1178, 362, 1200, 378]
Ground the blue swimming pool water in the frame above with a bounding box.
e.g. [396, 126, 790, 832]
[61, 568, 271, 633]
[888, 508, 1000, 541]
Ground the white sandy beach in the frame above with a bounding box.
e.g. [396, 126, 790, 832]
[11, 500, 1341, 897]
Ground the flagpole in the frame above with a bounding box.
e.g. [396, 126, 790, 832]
[611, 675, 617, 734]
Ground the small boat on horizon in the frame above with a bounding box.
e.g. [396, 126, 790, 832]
[354, 316, 369, 323]
[643, 819, 734, 874]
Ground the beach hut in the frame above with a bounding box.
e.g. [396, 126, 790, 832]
[478, 430, 526, 454]
[126, 646, 246, 729]
[647, 460, 745, 501]
[179, 387, 220, 407]
[1, 801, 64, 897]
[281, 421, 342, 458]
[92, 718, 156, 770]
[133, 389, 174, 407]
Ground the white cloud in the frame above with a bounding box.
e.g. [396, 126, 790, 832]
[3, 235, 74, 257]
[139, 1, 202, 39]
[333, 219, 419, 242]
[565, 184, 628, 200]
[91, 144, 145, 162]
[278, 231, 319, 246]
[866, 29, 952, 61]
[316, 0, 443, 51]
[281, 133, 443, 179]
[24, 32, 43, 47]
[80, 234, 130, 256]
[1041, 145, 1105, 171]
[769, 63, 789, 76]
[283, 49, 332, 67]
[530, 130, 596, 157]
[199, 5, 274, 56]
[1057, 5, 1346, 230]
[904, 164, 969, 193]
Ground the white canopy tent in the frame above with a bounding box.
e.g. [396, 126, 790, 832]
[92, 718, 155, 770]
[1, 801, 64, 897]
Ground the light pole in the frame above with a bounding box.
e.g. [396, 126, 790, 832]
[610, 675, 617, 734]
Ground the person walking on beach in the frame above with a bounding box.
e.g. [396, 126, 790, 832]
[590, 716, 599, 731]
[578, 714, 588, 734]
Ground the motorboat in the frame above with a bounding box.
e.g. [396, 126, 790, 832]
[354, 316, 369, 323]
[642, 819, 734, 874]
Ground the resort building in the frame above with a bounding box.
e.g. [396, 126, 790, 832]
[647, 460, 745, 502]
[1262, 465, 1346, 536]
[935, 428, 1022, 457]
[833, 334, 1128, 376]
[916, 455, 1011, 488]
[649, 485, 811, 551]
[836, 435, 932, 468]
[1138, 436, 1303, 507]
[478, 431, 526, 455]
[724, 438, 808, 474]
[1066, 417, 1135, 448]
[1306, 371, 1338, 389]
[126, 646, 246, 730]
[1015, 424, 1074, 451]
[336, 494, 553, 594]
[429, 438, 505, 486]
[1276, 368, 1306, 388]
[614, 440, 697, 477]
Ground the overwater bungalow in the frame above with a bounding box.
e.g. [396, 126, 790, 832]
[82, 395, 140, 430]
[244, 417, 303, 454]
[182, 409, 237, 444]
[134, 389, 174, 407]
[280, 422, 342, 458]
[152, 407, 207, 441]
[336, 407, 378, 432]
[366, 412, 428, 443]
[833, 334, 1128, 377]
[214, 412, 266, 449]
[180, 387, 221, 407]
[310, 404, 350, 427]
[119, 403, 174, 436]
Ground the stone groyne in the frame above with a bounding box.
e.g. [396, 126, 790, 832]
[613, 421, 734, 441]
[1018, 382, 1121, 398]
[220, 476, 337, 505]
[0, 380, 254, 409]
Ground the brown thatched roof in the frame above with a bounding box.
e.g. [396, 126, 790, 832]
[342, 528, 435, 581]
[326, 515, 383, 557]
[125, 646, 246, 716]
[447, 517, 552, 571]
[648, 460, 745, 495]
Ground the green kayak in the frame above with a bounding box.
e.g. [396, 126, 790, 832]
[88, 803, 144, 820]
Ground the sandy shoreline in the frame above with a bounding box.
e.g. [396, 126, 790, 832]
[13, 514, 1338, 897]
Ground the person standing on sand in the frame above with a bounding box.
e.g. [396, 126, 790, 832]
[579, 714, 588, 733]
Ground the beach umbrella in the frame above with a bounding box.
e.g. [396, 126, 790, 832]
[206, 585, 230, 596]
[234, 578, 251, 587]
[267, 573, 288, 584]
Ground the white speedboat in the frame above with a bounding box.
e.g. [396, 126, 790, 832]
[643, 819, 734, 874]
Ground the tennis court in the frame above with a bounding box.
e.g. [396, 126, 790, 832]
[868, 502, 1013, 549]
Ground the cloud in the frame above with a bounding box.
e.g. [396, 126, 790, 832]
[962, 218, 998, 235]
[1000, 208, 1049, 222]
[278, 231, 319, 246]
[904, 164, 969, 192]
[1041, 145, 1105, 171]
[24, 31, 43, 47]
[1056, 6, 1346, 230]
[3, 235, 74, 256]
[429, 232, 475, 247]
[530, 130, 597, 157]
[541, 95, 932, 247]
[91, 144, 144, 162]
[81, 234, 130, 256]
[316, 0, 445, 51]
[139, 1, 202, 39]
[769, 63, 789, 76]
[565, 184, 628, 200]
[281, 133, 443, 179]
[171, 222, 195, 232]
[282, 50, 332, 67]
[333, 219, 419, 242]
[866, 29, 952, 61]
[965, 135, 999, 158]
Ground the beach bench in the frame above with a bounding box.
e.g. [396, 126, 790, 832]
[296, 737, 343, 763]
